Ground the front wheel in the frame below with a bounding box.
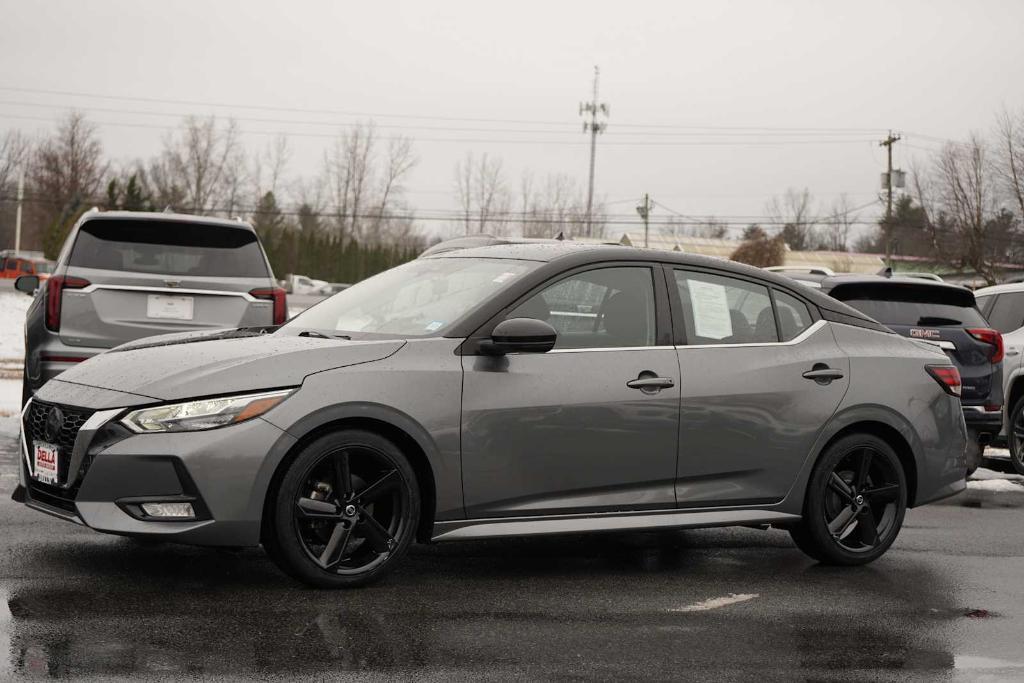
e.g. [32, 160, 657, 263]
[265, 430, 420, 588]
[1007, 399, 1024, 475]
[789, 433, 907, 566]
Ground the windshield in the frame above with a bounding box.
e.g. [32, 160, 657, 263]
[285, 257, 538, 336]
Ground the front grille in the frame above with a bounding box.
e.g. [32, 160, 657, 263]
[24, 400, 96, 509]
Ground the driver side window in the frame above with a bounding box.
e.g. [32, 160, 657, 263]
[506, 267, 657, 350]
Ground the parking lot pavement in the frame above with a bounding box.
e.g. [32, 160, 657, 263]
[1, 425, 1022, 681]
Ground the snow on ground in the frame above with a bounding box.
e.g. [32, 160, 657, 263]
[967, 467, 1024, 493]
[0, 291, 30, 365]
[967, 478, 1024, 493]
[0, 379, 20, 419]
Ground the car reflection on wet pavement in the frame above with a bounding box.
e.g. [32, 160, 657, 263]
[0, 424, 1022, 680]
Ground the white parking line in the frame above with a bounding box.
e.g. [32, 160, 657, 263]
[670, 593, 759, 613]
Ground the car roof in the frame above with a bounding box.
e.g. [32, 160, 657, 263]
[819, 273, 970, 294]
[78, 210, 257, 231]
[427, 242, 879, 322]
[974, 282, 1024, 297]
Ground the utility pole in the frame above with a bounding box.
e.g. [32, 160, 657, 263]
[580, 66, 608, 237]
[636, 193, 652, 248]
[880, 131, 901, 266]
[14, 168, 24, 254]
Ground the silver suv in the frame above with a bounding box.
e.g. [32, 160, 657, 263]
[15, 211, 285, 403]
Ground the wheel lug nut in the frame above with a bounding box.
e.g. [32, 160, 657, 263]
[344, 504, 357, 516]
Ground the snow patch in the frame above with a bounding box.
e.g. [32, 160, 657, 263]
[670, 593, 759, 613]
[0, 292, 31, 363]
[966, 479, 1024, 493]
[970, 467, 1024, 482]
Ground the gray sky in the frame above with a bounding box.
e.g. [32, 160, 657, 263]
[2, 0, 1023, 239]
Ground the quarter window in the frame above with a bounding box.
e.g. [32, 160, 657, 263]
[983, 292, 1024, 334]
[774, 290, 814, 341]
[506, 267, 657, 349]
[674, 270, 777, 344]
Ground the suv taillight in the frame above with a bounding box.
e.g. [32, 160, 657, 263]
[45, 275, 91, 332]
[967, 327, 1004, 364]
[250, 287, 287, 325]
[926, 365, 962, 397]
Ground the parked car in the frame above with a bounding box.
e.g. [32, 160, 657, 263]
[974, 283, 1024, 473]
[14, 210, 286, 405]
[1, 256, 54, 280]
[15, 243, 967, 587]
[802, 273, 1001, 474]
[285, 274, 333, 296]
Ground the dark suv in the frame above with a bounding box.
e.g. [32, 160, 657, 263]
[808, 274, 1002, 473]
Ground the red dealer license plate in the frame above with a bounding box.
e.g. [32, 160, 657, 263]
[33, 442, 59, 485]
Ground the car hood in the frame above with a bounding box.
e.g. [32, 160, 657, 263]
[50, 329, 405, 402]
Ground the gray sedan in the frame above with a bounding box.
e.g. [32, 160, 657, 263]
[15, 244, 968, 587]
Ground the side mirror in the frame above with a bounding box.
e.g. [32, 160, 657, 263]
[480, 317, 557, 355]
[14, 275, 40, 295]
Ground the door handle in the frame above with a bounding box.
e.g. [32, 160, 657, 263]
[1007, 348, 1021, 357]
[802, 366, 844, 384]
[626, 377, 675, 391]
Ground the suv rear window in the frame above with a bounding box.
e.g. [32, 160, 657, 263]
[830, 283, 986, 327]
[69, 220, 269, 278]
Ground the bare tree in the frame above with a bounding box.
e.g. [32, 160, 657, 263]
[150, 116, 242, 214]
[767, 187, 816, 251]
[323, 123, 378, 243]
[933, 135, 1005, 284]
[453, 152, 510, 235]
[372, 136, 417, 240]
[821, 194, 856, 251]
[996, 107, 1024, 220]
[0, 129, 30, 192]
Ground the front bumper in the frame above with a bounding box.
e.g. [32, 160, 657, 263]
[17, 399, 295, 546]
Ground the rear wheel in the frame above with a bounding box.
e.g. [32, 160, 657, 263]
[266, 430, 419, 588]
[789, 433, 907, 566]
[1007, 399, 1024, 475]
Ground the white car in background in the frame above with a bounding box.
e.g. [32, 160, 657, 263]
[288, 275, 332, 296]
[975, 282, 1024, 474]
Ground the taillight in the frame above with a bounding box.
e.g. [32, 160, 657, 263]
[926, 365, 962, 397]
[967, 327, 1004, 364]
[45, 275, 90, 332]
[250, 287, 287, 325]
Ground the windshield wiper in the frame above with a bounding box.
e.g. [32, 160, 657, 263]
[298, 330, 351, 340]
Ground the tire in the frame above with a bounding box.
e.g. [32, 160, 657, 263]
[964, 430, 983, 477]
[1007, 398, 1024, 475]
[265, 429, 420, 588]
[789, 433, 908, 566]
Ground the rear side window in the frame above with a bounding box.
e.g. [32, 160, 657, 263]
[983, 292, 1024, 334]
[774, 290, 814, 341]
[674, 270, 777, 344]
[831, 283, 986, 327]
[69, 220, 270, 278]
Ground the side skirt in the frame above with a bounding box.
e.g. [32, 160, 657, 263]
[431, 507, 800, 542]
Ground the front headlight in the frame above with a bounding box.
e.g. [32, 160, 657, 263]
[121, 389, 294, 433]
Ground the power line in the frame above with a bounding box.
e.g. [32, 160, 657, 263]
[0, 84, 890, 133]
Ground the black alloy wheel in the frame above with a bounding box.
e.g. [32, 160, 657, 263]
[790, 433, 907, 565]
[1007, 398, 1024, 475]
[267, 430, 419, 588]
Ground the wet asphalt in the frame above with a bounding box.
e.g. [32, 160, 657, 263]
[0, 425, 1022, 682]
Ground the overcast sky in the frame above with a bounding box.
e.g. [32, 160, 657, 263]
[2, 0, 1023, 239]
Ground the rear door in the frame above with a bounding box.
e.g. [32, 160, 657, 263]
[59, 219, 275, 349]
[670, 269, 850, 507]
[828, 282, 999, 407]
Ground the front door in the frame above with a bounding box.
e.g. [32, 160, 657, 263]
[461, 265, 681, 518]
[670, 269, 850, 507]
